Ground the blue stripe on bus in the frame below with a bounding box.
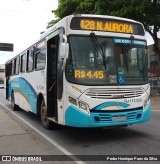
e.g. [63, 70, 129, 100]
[91, 101, 130, 110]
[9, 77, 37, 113]
[65, 105, 90, 127]
[65, 102, 150, 127]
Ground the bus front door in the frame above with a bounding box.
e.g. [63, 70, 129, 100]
[47, 35, 59, 120]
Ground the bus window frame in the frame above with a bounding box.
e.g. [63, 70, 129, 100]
[11, 59, 15, 76]
[5, 61, 12, 77]
[35, 40, 46, 71]
[15, 56, 20, 75]
[20, 53, 26, 73]
[26, 47, 35, 73]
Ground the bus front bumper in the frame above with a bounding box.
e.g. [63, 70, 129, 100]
[65, 102, 151, 127]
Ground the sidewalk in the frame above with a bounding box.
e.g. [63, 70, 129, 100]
[0, 109, 49, 155]
[0, 108, 65, 164]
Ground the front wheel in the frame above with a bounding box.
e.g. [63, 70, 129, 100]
[40, 99, 52, 129]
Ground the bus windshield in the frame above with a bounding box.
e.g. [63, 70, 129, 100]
[66, 35, 148, 85]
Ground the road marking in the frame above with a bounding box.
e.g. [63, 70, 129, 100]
[0, 101, 85, 164]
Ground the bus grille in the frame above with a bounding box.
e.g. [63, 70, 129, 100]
[91, 110, 143, 123]
[85, 88, 144, 99]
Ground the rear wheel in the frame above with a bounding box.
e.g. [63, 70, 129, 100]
[40, 99, 53, 129]
[11, 92, 19, 111]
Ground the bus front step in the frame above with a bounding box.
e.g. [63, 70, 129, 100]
[48, 117, 57, 123]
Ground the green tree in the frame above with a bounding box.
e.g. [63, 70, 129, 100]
[48, 0, 160, 57]
[110, 0, 160, 57]
[47, 0, 81, 28]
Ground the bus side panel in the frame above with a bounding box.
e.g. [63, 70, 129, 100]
[9, 77, 37, 113]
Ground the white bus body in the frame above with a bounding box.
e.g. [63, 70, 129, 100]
[5, 15, 150, 129]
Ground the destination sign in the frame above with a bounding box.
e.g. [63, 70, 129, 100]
[70, 17, 144, 35]
[80, 20, 133, 33]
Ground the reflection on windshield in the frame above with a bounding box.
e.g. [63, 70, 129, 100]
[66, 36, 148, 85]
[90, 32, 107, 71]
[116, 44, 148, 84]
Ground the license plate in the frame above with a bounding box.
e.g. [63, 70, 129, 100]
[112, 116, 126, 121]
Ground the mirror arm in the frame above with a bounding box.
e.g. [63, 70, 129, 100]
[60, 34, 69, 71]
[61, 58, 66, 71]
[63, 35, 67, 43]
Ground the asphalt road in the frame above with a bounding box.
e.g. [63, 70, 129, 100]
[0, 89, 160, 163]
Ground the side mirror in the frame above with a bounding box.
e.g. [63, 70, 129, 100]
[60, 35, 69, 71]
[61, 42, 69, 71]
[60, 42, 69, 59]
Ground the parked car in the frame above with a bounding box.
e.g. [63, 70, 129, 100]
[0, 83, 4, 89]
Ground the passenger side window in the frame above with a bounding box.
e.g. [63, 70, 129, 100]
[15, 56, 20, 75]
[13, 59, 16, 75]
[27, 47, 35, 72]
[11, 59, 14, 75]
[20, 53, 26, 73]
[35, 41, 46, 70]
[5, 62, 12, 77]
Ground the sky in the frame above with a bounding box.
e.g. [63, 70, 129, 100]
[0, 0, 58, 64]
[0, 0, 155, 64]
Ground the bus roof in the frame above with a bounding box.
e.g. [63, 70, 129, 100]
[41, 14, 143, 39]
[6, 14, 144, 63]
[75, 14, 140, 23]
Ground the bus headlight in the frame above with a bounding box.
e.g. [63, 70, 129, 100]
[68, 96, 90, 114]
[78, 101, 89, 114]
[69, 96, 77, 106]
[143, 86, 150, 109]
[78, 101, 88, 111]
[143, 98, 148, 109]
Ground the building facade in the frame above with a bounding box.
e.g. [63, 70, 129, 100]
[148, 44, 160, 93]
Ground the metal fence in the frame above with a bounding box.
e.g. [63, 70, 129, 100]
[149, 77, 160, 94]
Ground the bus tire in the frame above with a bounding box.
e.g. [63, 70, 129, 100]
[40, 99, 52, 129]
[11, 92, 19, 111]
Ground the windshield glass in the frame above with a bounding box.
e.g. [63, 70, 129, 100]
[66, 36, 148, 85]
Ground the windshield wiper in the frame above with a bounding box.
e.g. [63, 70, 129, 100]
[90, 32, 107, 71]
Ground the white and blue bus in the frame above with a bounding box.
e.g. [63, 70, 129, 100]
[5, 14, 150, 129]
